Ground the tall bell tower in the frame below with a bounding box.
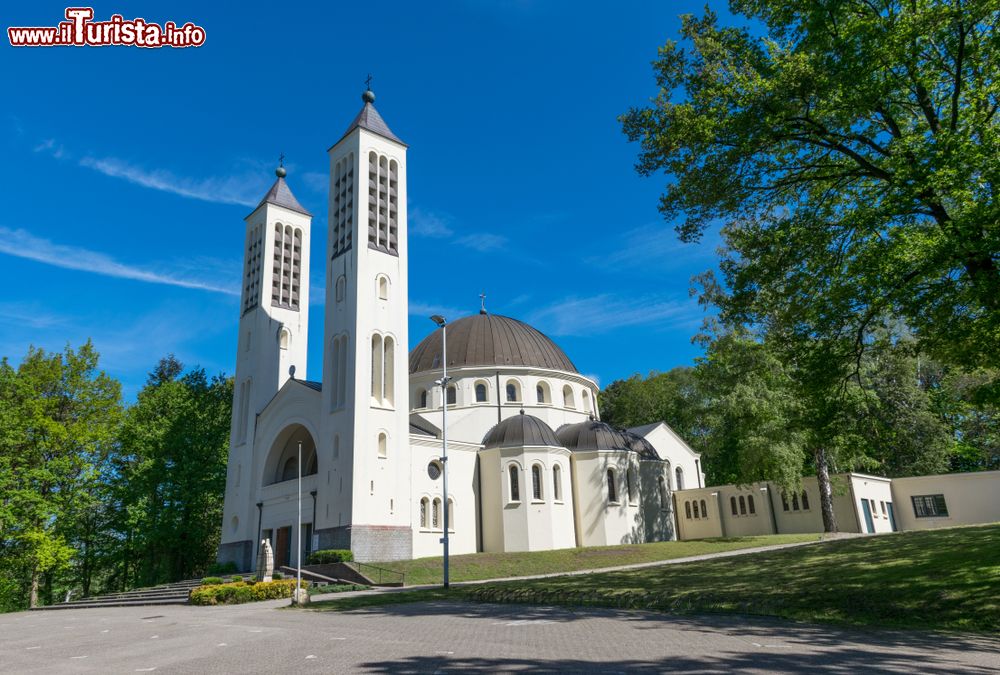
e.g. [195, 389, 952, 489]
[316, 88, 412, 561]
[218, 164, 312, 569]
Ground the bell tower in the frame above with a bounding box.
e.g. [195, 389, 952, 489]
[317, 87, 412, 561]
[218, 164, 312, 570]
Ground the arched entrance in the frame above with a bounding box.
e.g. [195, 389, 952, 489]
[263, 424, 318, 486]
[261, 424, 318, 568]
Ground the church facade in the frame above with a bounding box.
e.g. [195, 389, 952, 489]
[217, 89, 705, 569]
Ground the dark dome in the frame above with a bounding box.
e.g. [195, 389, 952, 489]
[620, 430, 661, 460]
[483, 412, 562, 450]
[409, 314, 577, 374]
[556, 420, 629, 453]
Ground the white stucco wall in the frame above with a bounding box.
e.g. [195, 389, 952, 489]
[891, 470, 1000, 531]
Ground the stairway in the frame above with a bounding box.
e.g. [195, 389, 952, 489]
[32, 578, 204, 610]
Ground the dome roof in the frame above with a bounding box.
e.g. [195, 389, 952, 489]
[482, 412, 562, 450]
[556, 420, 659, 458]
[556, 419, 629, 453]
[409, 313, 577, 375]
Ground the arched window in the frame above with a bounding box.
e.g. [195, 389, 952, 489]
[675, 466, 685, 490]
[475, 382, 488, 402]
[418, 389, 428, 409]
[700, 499, 708, 517]
[730, 496, 738, 515]
[553, 464, 563, 502]
[536, 381, 550, 404]
[419, 497, 429, 528]
[607, 469, 618, 503]
[377, 275, 388, 300]
[446, 385, 457, 405]
[801, 491, 810, 510]
[626, 467, 636, 503]
[531, 464, 543, 501]
[279, 328, 290, 349]
[658, 476, 668, 510]
[377, 432, 387, 458]
[739, 496, 747, 515]
[447, 498, 454, 531]
[582, 390, 592, 412]
[505, 380, 520, 402]
[330, 338, 341, 411]
[693, 500, 700, 518]
[684, 501, 692, 519]
[782, 492, 790, 511]
[792, 493, 800, 510]
[371, 334, 383, 402]
[508, 465, 520, 502]
[335, 275, 346, 302]
[563, 385, 575, 409]
[383, 336, 395, 406]
[337, 335, 347, 406]
[432, 498, 441, 529]
[748, 495, 756, 514]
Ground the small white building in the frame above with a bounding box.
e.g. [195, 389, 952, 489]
[217, 88, 689, 569]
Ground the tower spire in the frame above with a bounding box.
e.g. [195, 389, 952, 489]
[480, 292, 487, 315]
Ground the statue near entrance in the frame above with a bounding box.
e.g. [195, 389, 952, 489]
[256, 538, 274, 582]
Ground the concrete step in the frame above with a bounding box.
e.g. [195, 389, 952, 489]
[35, 597, 188, 610]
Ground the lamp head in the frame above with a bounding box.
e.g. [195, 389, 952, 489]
[430, 314, 447, 327]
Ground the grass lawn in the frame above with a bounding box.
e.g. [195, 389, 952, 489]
[309, 524, 1000, 633]
[370, 533, 821, 586]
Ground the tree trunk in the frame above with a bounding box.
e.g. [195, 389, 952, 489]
[29, 566, 39, 609]
[814, 447, 838, 533]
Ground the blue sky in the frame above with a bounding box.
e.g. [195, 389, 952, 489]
[1, 1, 735, 399]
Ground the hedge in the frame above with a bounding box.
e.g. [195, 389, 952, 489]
[189, 579, 309, 606]
[200, 576, 224, 586]
[206, 561, 238, 576]
[307, 549, 354, 564]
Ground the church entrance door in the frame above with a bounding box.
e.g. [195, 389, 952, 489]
[275, 526, 292, 568]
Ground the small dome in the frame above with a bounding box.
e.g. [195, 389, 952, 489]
[483, 412, 562, 450]
[620, 429, 661, 460]
[410, 313, 577, 374]
[556, 420, 631, 453]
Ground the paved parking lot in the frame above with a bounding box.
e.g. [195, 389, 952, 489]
[1, 599, 997, 673]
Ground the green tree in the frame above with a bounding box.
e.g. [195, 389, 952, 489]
[622, 0, 1000, 372]
[0, 342, 121, 609]
[110, 356, 232, 588]
[599, 367, 706, 441]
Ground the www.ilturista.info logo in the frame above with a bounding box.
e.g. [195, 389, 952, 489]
[8, 7, 206, 48]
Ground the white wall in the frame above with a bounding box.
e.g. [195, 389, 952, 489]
[891, 470, 1000, 531]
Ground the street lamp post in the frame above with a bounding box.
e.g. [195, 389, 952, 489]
[430, 315, 450, 588]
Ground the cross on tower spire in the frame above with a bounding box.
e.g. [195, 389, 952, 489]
[479, 292, 487, 315]
[364, 74, 373, 90]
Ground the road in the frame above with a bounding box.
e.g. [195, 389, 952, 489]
[1, 599, 997, 673]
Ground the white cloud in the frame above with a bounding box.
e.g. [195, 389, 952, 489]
[526, 293, 703, 337]
[0, 302, 68, 330]
[33, 138, 66, 159]
[409, 300, 468, 320]
[0, 226, 239, 296]
[78, 156, 266, 207]
[410, 207, 454, 238]
[456, 232, 507, 252]
[301, 171, 328, 193]
[589, 224, 716, 270]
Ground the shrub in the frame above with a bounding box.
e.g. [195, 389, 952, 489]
[189, 579, 309, 606]
[207, 561, 239, 576]
[200, 576, 224, 586]
[228, 576, 243, 583]
[272, 572, 284, 579]
[307, 549, 354, 564]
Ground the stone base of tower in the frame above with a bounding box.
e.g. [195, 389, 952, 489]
[315, 525, 412, 562]
[217, 539, 253, 572]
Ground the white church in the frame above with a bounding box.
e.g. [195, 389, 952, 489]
[217, 88, 705, 569]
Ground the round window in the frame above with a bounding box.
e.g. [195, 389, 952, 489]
[427, 461, 442, 480]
